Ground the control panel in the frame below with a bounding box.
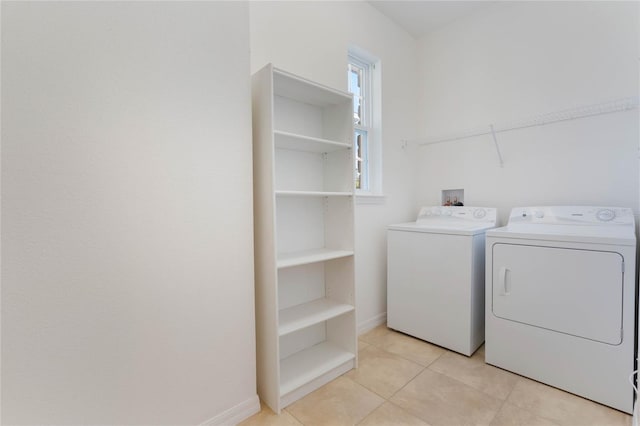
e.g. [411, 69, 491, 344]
[507, 206, 634, 226]
[417, 206, 497, 223]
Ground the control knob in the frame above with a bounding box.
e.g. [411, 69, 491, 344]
[473, 209, 486, 219]
[596, 209, 616, 222]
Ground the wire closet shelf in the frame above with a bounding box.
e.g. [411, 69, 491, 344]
[414, 96, 638, 146]
[409, 96, 638, 168]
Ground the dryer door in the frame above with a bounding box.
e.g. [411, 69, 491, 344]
[491, 243, 623, 345]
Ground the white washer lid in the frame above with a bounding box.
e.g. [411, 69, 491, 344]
[388, 206, 498, 236]
[388, 221, 497, 236]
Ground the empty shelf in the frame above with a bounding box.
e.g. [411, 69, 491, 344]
[274, 68, 352, 107]
[274, 130, 350, 153]
[280, 341, 355, 396]
[279, 298, 354, 336]
[277, 249, 354, 269]
[275, 190, 353, 197]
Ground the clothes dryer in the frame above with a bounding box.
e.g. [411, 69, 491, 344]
[387, 206, 497, 356]
[485, 206, 636, 413]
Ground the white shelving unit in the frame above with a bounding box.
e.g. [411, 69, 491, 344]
[274, 130, 351, 153]
[277, 249, 354, 269]
[275, 190, 353, 197]
[279, 299, 354, 336]
[252, 64, 357, 413]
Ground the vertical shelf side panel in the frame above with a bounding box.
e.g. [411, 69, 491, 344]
[252, 64, 281, 413]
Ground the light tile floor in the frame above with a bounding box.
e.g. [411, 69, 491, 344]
[240, 326, 632, 426]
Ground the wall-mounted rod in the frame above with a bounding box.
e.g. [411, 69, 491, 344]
[414, 96, 638, 146]
[489, 124, 504, 168]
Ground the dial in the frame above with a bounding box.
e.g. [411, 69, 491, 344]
[534, 211, 544, 219]
[596, 209, 616, 222]
[473, 209, 486, 219]
[444, 210, 453, 216]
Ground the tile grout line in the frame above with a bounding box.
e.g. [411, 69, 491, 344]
[343, 374, 387, 424]
[385, 362, 427, 401]
[480, 349, 517, 425]
[359, 329, 516, 424]
[282, 406, 306, 426]
[355, 336, 433, 424]
[251, 330, 630, 426]
[495, 373, 560, 424]
[356, 331, 526, 424]
[487, 397, 508, 426]
[426, 348, 527, 405]
[385, 398, 428, 423]
[361, 335, 449, 369]
[383, 367, 434, 425]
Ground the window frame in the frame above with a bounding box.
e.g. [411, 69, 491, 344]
[348, 47, 383, 200]
[348, 55, 372, 192]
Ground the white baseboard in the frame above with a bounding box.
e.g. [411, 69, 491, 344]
[200, 394, 260, 426]
[357, 312, 387, 335]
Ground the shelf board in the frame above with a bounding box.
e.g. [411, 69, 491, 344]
[275, 190, 353, 198]
[273, 68, 352, 107]
[277, 249, 354, 269]
[279, 298, 354, 336]
[280, 341, 355, 397]
[274, 130, 351, 153]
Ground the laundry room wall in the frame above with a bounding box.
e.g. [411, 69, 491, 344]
[415, 1, 639, 225]
[249, 1, 419, 332]
[2, 2, 257, 424]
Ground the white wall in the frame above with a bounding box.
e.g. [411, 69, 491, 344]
[1, 2, 257, 424]
[416, 2, 639, 223]
[250, 1, 419, 331]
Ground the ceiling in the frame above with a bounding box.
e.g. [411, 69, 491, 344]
[368, 1, 501, 39]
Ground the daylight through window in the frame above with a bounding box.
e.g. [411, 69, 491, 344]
[348, 56, 372, 191]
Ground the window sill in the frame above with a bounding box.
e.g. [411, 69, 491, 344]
[356, 194, 386, 205]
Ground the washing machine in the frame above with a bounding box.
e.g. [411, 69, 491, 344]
[387, 206, 497, 356]
[485, 206, 636, 413]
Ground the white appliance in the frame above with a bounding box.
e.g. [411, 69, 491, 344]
[485, 206, 636, 414]
[387, 206, 497, 356]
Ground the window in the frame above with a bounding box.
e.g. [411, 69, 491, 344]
[348, 48, 381, 198]
[348, 56, 370, 190]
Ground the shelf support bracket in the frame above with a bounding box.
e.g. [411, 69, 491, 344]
[489, 124, 504, 168]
